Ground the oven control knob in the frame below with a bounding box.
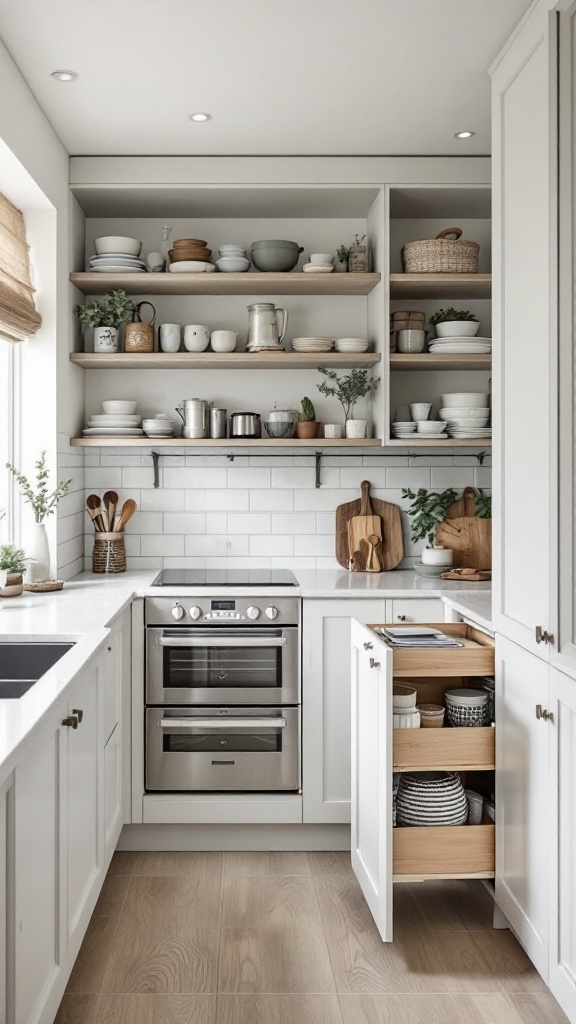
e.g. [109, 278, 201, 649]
[264, 605, 279, 620]
[246, 605, 260, 620]
[171, 603, 185, 621]
[189, 605, 202, 620]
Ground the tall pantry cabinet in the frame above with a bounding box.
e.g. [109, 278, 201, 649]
[491, 1, 576, 1018]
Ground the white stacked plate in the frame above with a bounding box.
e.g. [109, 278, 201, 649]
[396, 771, 468, 827]
[83, 412, 143, 437]
[429, 336, 492, 354]
[291, 337, 334, 352]
[391, 421, 417, 439]
[302, 263, 333, 273]
[82, 427, 144, 436]
[335, 337, 369, 353]
[89, 254, 146, 273]
[169, 261, 216, 273]
[447, 427, 492, 439]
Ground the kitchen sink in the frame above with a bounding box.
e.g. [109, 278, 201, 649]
[0, 643, 75, 698]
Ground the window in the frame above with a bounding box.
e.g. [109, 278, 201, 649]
[0, 192, 42, 344]
[0, 340, 21, 544]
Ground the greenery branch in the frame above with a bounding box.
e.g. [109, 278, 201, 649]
[6, 451, 72, 523]
[317, 367, 378, 424]
[75, 289, 135, 329]
[402, 487, 459, 546]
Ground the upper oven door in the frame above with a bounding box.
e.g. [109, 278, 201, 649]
[146, 626, 300, 705]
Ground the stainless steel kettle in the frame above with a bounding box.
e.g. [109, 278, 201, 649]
[229, 412, 261, 438]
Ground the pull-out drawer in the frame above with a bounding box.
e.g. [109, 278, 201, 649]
[394, 824, 495, 879]
[393, 726, 495, 772]
[388, 598, 444, 624]
[367, 622, 495, 677]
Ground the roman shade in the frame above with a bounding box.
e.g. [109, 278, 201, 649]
[0, 192, 42, 343]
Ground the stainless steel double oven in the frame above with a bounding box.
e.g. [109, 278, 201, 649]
[145, 588, 301, 793]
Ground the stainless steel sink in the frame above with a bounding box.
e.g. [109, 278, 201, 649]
[0, 643, 75, 698]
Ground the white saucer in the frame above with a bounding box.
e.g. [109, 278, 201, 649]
[91, 266, 145, 273]
[82, 427, 144, 436]
[169, 261, 215, 273]
[302, 264, 334, 273]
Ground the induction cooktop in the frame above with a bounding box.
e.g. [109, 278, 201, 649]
[151, 569, 299, 587]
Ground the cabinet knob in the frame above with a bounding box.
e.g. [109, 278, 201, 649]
[535, 704, 554, 722]
[72, 708, 84, 723]
[369, 657, 380, 669]
[62, 716, 78, 729]
[397, 614, 406, 621]
[107, 646, 112, 652]
[363, 642, 373, 650]
[535, 626, 554, 645]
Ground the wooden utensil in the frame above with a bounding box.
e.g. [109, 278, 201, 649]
[86, 494, 105, 532]
[364, 533, 381, 572]
[346, 481, 382, 571]
[336, 481, 403, 572]
[103, 490, 118, 534]
[435, 486, 492, 569]
[115, 498, 137, 531]
[440, 567, 491, 581]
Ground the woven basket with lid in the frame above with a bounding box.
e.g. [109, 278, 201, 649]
[402, 227, 480, 274]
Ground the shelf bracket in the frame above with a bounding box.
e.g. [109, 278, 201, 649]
[151, 451, 161, 488]
[477, 450, 487, 466]
[315, 451, 322, 489]
[226, 453, 236, 463]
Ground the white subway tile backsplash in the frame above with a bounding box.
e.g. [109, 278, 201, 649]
[134, 513, 163, 534]
[271, 513, 316, 534]
[84, 467, 123, 489]
[249, 535, 294, 556]
[185, 535, 229, 557]
[475, 467, 492, 489]
[271, 467, 317, 489]
[141, 534, 185, 556]
[431, 467, 475, 488]
[140, 489, 186, 512]
[227, 513, 271, 534]
[163, 467, 227, 489]
[205, 489, 250, 511]
[294, 488, 356, 511]
[122, 467, 155, 489]
[294, 534, 335, 557]
[386, 467, 431, 489]
[250, 489, 293, 512]
[316, 513, 335, 534]
[228, 467, 271, 489]
[163, 513, 206, 534]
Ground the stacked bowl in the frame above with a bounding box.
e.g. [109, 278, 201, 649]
[393, 682, 420, 729]
[168, 238, 214, 273]
[335, 337, 369, 353]
[439, 393, 491, 440]
[82, 400, 143, 437]
[216, 244, 250, 273]
[396, 771, 468, 826]
[291, 337, 334, 353]
[142, 414, 175, 439]
[445, 688, 489, 727]
[303, 253, 334, 274]
[90, 236, 145, 273]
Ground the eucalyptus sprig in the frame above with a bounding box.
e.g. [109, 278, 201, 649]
[6, 451, 72, 523]
[317, 367, 378, 425]
[402, 487, 459, 546]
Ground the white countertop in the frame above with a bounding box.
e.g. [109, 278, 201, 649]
[0, 568, 491, 784]
[441, 591, 493, 633]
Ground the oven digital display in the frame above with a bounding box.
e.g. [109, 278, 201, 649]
[211, 600, 235, 611]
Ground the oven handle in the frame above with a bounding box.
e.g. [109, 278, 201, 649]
[158, 717, 287, 731]
[157, 636, 286, 648]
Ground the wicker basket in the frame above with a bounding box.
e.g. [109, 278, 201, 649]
[92, 532, 126, 574]
[402, 227, 480, 274]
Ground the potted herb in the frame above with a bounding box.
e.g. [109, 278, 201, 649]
[75, 289, 136, 352]
[348, 233, 368, 273]
[429, 307, 479, 339]
[317, 367, 378, 438]
[6, 451, 72, 582]
[402, 487, 458, 566]
[0, 543, 27, 597]
[296, 397, 321, 439]
[335, 243, 351, 273]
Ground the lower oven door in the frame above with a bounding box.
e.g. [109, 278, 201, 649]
[146, 706, 301, 792]
[146, 626, 300, 705]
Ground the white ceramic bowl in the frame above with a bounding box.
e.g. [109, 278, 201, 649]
[435, 321, 480, 338]
[310, 253, 334, 265]
[439, 408, 490, 421]
[393, 681, 418, 708]
[95, 236, 142, 257]
[441, 393, 489, 408]
[102, 400, 137, 415]
[416, 421, 445, 434]
[210, 330, 238, 352]
[392, 421, 416, 430]
[215, 257, 250, 273]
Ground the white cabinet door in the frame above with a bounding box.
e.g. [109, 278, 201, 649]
[65, 656, 104, 959]
[495, 635, 550, 978]
[103, 724, 123, 863]
[13, 717, 64, 1024]
[491, 1, 558, 659]
[388, 598, 443, 624]
[350, 619, 393, 942]
[548, 665, 576, 1019]
[302, 598, 386, 824]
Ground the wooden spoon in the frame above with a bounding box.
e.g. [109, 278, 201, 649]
[366, 533, 381, 572]
[86, 494, 105, 532]
[103, 490, 118, 534]
[115, 498, 137, 531]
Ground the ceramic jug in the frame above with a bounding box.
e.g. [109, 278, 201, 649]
[246, 302, 288, 351]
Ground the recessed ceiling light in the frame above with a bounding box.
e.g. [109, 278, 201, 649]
[189, 112, 211, 123]
[454, 130, 475, 139]
[51, 69, 78, 82]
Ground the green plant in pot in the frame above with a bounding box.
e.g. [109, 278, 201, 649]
[75, 289, 135, 353]
[6, 451, 72, 582]
[296, 397, 321, 439]
[335, 243, 351, 272]
[429, 307, 479, 339]
[317, 367, 378, 438]
[402, 487, 458, 567]
[0, 543, 28, 597]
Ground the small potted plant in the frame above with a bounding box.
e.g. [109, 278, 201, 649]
[0, 543, 27, 597]
[296, 397, 321, 439]
[317, 367, 378, 438]
[402, 487, 458, 566]
[348, 233, 368, 273]
[75, 289, 136, 353]
[335, 243, 351, 273]
[429, 307, 479, 338]
[7, 451, 72, 582]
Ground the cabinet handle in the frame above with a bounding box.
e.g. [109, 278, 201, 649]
[397, 614, 406, 621]
[72, 708, 84, 723]
[369, 657, 380, 669]
[363, 642, 373, 650]
[107, 646, 112, 652]
[62, 716, 78, 729]
[535, 626, 554, 645]
[535, 704, 554, 722]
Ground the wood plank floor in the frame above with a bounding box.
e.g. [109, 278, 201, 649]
[55, 851, 568, 1024]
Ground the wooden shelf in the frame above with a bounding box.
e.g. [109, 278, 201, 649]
[389, 273, 491, 300]
[386, 437, 491, 448]
[70, 437, 382, 448]
[70, 271, 381, 296]
[69, 351, 381, 371]
[393, 727, 495, 773]
[393, 824, 495, 879]
[390, 353, 491, 371]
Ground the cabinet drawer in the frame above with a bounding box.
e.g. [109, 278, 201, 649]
[393, 824, 495, 878]
[393, 727, 495, 772]
[368, 622, 495, 677]
[389, 598, 444, 624]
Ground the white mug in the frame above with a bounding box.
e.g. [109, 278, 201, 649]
[183, 324, 210, 352]
[210, 330, 238, 353]
[159, 323, 181, 353]
[397, 329, 426, 354]
[410, 402, 432, 421]
[323, 423, 343, 439]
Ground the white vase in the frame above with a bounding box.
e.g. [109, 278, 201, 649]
[334, 258, 348, 273]
[421, 545, 453, 567]
[94, 326, 119, 352]
[29, 522, 51, 581]
[345, 419, 368, 439]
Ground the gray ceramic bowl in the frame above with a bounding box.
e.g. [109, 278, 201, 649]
[251, 240, 304, 272]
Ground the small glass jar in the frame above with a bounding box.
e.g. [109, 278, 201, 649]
[348, 244, 368, 273]
[92, 533, 126, 574]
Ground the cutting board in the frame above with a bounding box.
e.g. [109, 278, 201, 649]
[336, 480, 404, 572]
[346, 481, 382, 571]
[435, 487, 492, 570]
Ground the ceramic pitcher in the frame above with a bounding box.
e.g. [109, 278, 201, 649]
[246, 303, 288, 351]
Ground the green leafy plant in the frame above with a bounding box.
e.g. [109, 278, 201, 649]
[429, 307, 478, 327]
[402, 487, 459, 546]
[317, 367, 379, 424]
[75, 289, 135, 329]
[475, 491, 492, 519]
[6, 451, 72, 523]
[0, 543, 27, 574]
[336, 244, 350, 264]
[298, 397, 316, 422]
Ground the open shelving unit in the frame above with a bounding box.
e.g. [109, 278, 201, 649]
[389, 272, 491, 300]
[70, 271, 380, 297]
[69, 351, 380, 371]
[70, 436, 382, 448]
[389, 353, 491, 371]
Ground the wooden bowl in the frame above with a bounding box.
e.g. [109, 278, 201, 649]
[169, 248, 211, 262]
[173, 238, 207, 248]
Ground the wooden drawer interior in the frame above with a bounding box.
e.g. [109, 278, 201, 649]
[369, 623, 495, 677]
[393, 726, 495, 772]
[393, 824, 495, 879]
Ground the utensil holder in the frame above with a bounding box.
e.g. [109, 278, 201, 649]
[92, 532, 126, 574]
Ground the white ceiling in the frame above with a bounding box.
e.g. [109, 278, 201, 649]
[0, 0, 529, 157]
